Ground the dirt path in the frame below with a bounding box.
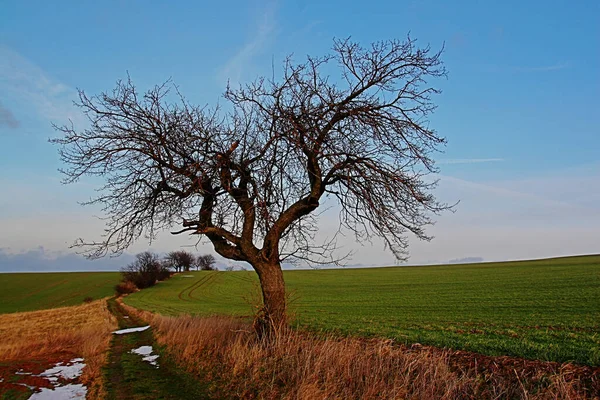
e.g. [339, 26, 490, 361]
[104, 298, 210, 400]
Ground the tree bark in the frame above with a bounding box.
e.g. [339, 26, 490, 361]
[253, 261, 286, 331]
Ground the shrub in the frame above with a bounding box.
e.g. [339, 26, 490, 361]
[121, 252, 171, 289]
[83, 296, 94, 303]
[115, 281, 138, 295]
[157, 267, 172, 281]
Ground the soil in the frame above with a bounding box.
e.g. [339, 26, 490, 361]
[0, 352, 79, 400]
[402, 341, 600, 398]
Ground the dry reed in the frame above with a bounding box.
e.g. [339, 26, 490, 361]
[118, 301, 598, 400]
[0, 299, 118, 399]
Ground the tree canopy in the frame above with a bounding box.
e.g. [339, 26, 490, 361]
[53, 36, 449, 326]
[195, 254, 216, 271]
[164, 250, 195, 272]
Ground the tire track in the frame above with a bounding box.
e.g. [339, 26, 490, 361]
[177, 272, 217, 302]
[188, 272, 219, 300]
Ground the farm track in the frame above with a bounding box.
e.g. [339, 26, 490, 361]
[188, 272, 219, 300]
[177, 271, 218, 301]
[104, 298, 210, 400]
[178, 271, 255, 305]
[228, 271, 255, 283]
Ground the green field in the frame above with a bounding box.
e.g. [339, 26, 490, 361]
[124, 255, 600, 365]
[0, 272, 120, 314]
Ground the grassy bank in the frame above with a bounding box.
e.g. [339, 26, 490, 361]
[120, 303, 599, 399]
[124, 255, 600, 365]
[0, 272, 120, 314]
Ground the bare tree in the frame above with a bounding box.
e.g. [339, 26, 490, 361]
[122, 251, 170, 289]
[195, 254, 216, 271]
[53, 36, 449, 328]
[164, 250, 195, 272]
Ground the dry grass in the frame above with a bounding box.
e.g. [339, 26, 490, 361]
[0, 299, 118, 399]
[119, 301, 598, 400]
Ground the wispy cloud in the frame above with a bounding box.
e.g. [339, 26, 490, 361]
[438, 174, 595, 212]
[402, 170, 600, 264]
[486, 63, 570, 74]
[219, 2, 277, 84]
[512, 63, 570, 72]
[438, 158, 504, 165]
[0, 100, 19, 129]
[0, 45, 84, 128]
[0, 246, 134, 272]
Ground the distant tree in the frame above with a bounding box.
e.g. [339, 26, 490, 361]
[53, 36, 449, 329]
[164, 250, 195, 272]
[195, 254, 216, 271]
[122, 251, 170, 289]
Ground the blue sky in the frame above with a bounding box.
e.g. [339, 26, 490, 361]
[0, 0, 598, 271]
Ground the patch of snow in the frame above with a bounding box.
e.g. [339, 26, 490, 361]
[113, 325, 150, 334]
[16, 370, 33, 375]
[38, 358, 86, 380]
[131, 345, 153, 356]
[18, 382, 36, 390]
[143, 354, 159, 366]
[23, 358, 87, 399]
[123, 316, 129, 319]
[131, 345, 160, 367]
[29, 383, 87, 399]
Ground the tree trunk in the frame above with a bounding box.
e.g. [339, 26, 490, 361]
[254, 261, 286, 332]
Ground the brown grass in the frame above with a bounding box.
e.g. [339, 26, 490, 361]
[0, 299, 118, 399]
[119, 301, 598, 400]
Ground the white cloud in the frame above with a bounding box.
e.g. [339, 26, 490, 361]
[0, 246, 134, 272]
[438, 158, 504, 165]
[218, 2, 277, 84]
[404, 170, 600, 263]
[1, 161, 598, 270]
[0, 45, 85, 128]
[309, 167, 600, 266]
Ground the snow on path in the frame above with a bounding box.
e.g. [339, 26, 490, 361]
[112, 325, 150, 334]
[131, 345, 159, 367]
[29, 384, 87, 399]
[26, 358, 87, 399]
[38, 358, 85, 381]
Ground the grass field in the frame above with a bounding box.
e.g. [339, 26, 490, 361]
[124, 255, 600, 366]
[0, 272, 120, 314]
